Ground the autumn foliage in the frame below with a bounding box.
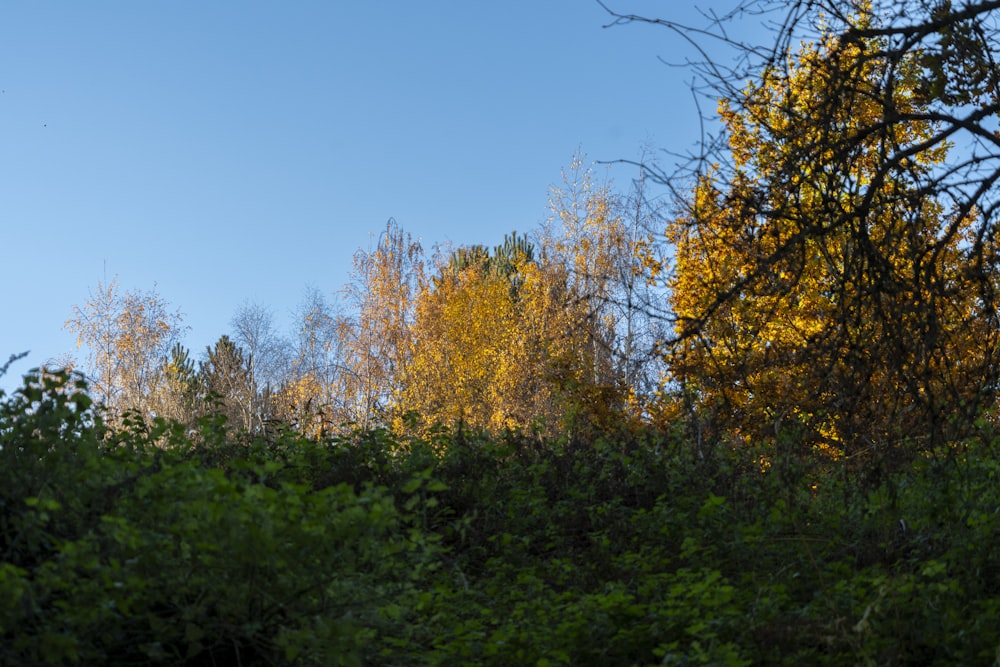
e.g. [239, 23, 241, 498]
[400, 233, 600, 436]
[665, 5, 1000, 462]
[55, 2, 1000, 468]
[14, 2, 1000, 663]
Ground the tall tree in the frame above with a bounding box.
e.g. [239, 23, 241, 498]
[541, 155, 669, 414]
[275, 287, 342, 439]
[401, 245, 518, 433]
[399, 232, 607, 437]
[230, 301, 290, 431]
[659, 5, 1000, 458]
[65, 276, 185, 420]
[149, 342, 201, 426]
[338, 219, 424, 430]
[200, 335, 256, 434]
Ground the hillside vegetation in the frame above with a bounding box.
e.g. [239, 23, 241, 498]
[8, 1, 1000, 664]
[3, 368, 1000, 666]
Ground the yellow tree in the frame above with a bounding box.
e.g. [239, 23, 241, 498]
[66, 276, 186, 421]
[401, 260, 517, 432]
[666, 13, 996, 458]
[398, 233, 597, 437]
[337, 219, 423, 430]
[541, 155, 669, 418]
[541, 158, 623, 399]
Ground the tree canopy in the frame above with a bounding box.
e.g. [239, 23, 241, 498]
[597, 0, 1000, 459]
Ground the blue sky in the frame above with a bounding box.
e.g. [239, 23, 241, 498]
[0, 1, 743, 392]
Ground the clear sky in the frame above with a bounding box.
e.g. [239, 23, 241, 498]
[0, 1, 745, 392]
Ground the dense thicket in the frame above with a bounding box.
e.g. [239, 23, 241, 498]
[4, 370, 1000, 666]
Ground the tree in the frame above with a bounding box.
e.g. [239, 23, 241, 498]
[200, 335, 256, 434]
[149, 343, 201, 426]
[275, 287, 342, 439]
[540, 155, 670, 416]
[338, 219, 424, 430]
[230, 301, 290, 432]
[66, 276, 185, 420]
[635, 2, 1000, 459]
[400, 242, 522, 433]
[399, 232, 608, 437]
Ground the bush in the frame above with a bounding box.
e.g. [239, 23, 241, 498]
[4, 369, 1000, 664]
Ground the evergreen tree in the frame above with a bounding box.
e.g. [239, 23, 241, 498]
[200, 336, 256, 435]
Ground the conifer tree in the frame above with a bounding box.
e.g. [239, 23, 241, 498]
[200, 335, 256, 434]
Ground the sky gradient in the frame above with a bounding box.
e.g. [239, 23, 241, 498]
[1, 1, 746, 392]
